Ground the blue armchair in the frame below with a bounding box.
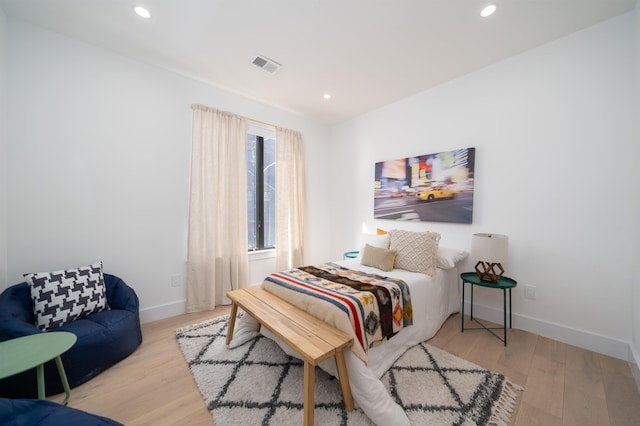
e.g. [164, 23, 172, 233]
[0, 274, 142, 398]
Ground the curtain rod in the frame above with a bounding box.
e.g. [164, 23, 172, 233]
[248, 118, 276, 129]
[190, 103, 276, 129]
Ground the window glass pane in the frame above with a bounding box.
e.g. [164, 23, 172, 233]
[263, 137, 276, 248]
[247, 122, 276, 252]
[247, 134, 257, 250]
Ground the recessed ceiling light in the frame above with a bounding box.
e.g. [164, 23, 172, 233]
[480, 4, 497, 17]
[134, 6, 151, 19]
[323, 94, 332, 100]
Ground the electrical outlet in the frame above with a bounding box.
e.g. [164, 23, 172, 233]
[171, 274, 184, 287]
[524, 285, 536, 300]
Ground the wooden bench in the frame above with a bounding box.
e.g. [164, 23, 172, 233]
[226, 286, 354, 426]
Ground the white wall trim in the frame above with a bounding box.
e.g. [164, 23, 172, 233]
[249, 249, 276, 261]
[469, 302, 632, 361]
[140, 299, 186, 324]
[140, 294, 640, 390]
[630, 345, 640, 393]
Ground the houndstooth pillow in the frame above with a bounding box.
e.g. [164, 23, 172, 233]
[389, 229, 441, 276]
[25, 262, 109, 331]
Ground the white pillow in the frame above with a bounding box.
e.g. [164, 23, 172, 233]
[437, 247, 469, 270]
[227, 313, 260, 348]
[359, 233, 390, 255]
[389, 229, 441, 276]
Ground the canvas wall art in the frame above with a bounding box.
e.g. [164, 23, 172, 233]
[374, 147, 475, 224]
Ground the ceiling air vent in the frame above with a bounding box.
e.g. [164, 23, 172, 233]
[251, 55, 282, 74]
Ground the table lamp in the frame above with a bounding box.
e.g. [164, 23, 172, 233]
[471, 233, 508, 282]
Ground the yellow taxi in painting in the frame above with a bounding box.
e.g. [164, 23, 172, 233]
[415, 186, 458, 201]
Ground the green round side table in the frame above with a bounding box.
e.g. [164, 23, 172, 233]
[343, 251, 360, 259]
[0, 331, 77, 404]
[460, 272, 517, 346]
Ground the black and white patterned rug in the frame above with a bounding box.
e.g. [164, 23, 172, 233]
[176, 315, 521, 425]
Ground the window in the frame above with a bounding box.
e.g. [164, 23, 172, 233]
[247, 123, 276, 251]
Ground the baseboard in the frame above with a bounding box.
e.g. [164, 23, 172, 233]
[469, 302, 631, 361]
[141, 297, 639, 383]
[630, 344, 640, 393]
[139, 299, 186, 323]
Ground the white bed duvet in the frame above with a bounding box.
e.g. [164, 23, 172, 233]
[259, 258, 461, 425]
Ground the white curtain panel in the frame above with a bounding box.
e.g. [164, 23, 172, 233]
[275, 127, 306, 270]
[186, 105, 249, 312]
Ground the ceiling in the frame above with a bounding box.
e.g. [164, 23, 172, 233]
[0, 0, 635, 124]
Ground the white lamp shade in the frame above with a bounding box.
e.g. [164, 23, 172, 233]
[471, 233, 508, 264]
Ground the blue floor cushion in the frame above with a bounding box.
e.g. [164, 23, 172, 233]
[0, 398, 122, 426]
[0, 273, 142, 398]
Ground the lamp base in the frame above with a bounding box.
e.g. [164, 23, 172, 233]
[474, 261, 504, 282]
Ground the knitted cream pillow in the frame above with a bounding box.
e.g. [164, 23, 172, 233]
[379, 228, 465, 270]
[389, 229, 441, 276]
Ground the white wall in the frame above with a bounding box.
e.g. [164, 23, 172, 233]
[329, 13, 635, 360]
[0, 8, 7, 289]
[632, 0, 640, 384]
[3, 19, 332, 322]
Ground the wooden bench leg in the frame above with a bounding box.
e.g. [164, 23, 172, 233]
[225, 303, 238, 346]
[334, 349, 354, 412]
[303, 362, 315, 426]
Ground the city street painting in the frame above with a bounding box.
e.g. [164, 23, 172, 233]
[374, 147, 475, 224]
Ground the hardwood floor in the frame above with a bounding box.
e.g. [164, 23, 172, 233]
[50, 310, 640, 425]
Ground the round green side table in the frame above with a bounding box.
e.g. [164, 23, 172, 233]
[460, 272, 517, 346]
[343, 251, 360, 259]
[0, 331, 77, 404]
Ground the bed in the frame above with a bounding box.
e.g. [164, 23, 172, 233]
[230, 230, 466, 425]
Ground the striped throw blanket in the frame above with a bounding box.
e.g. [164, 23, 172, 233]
[261, 263, 413, 364]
